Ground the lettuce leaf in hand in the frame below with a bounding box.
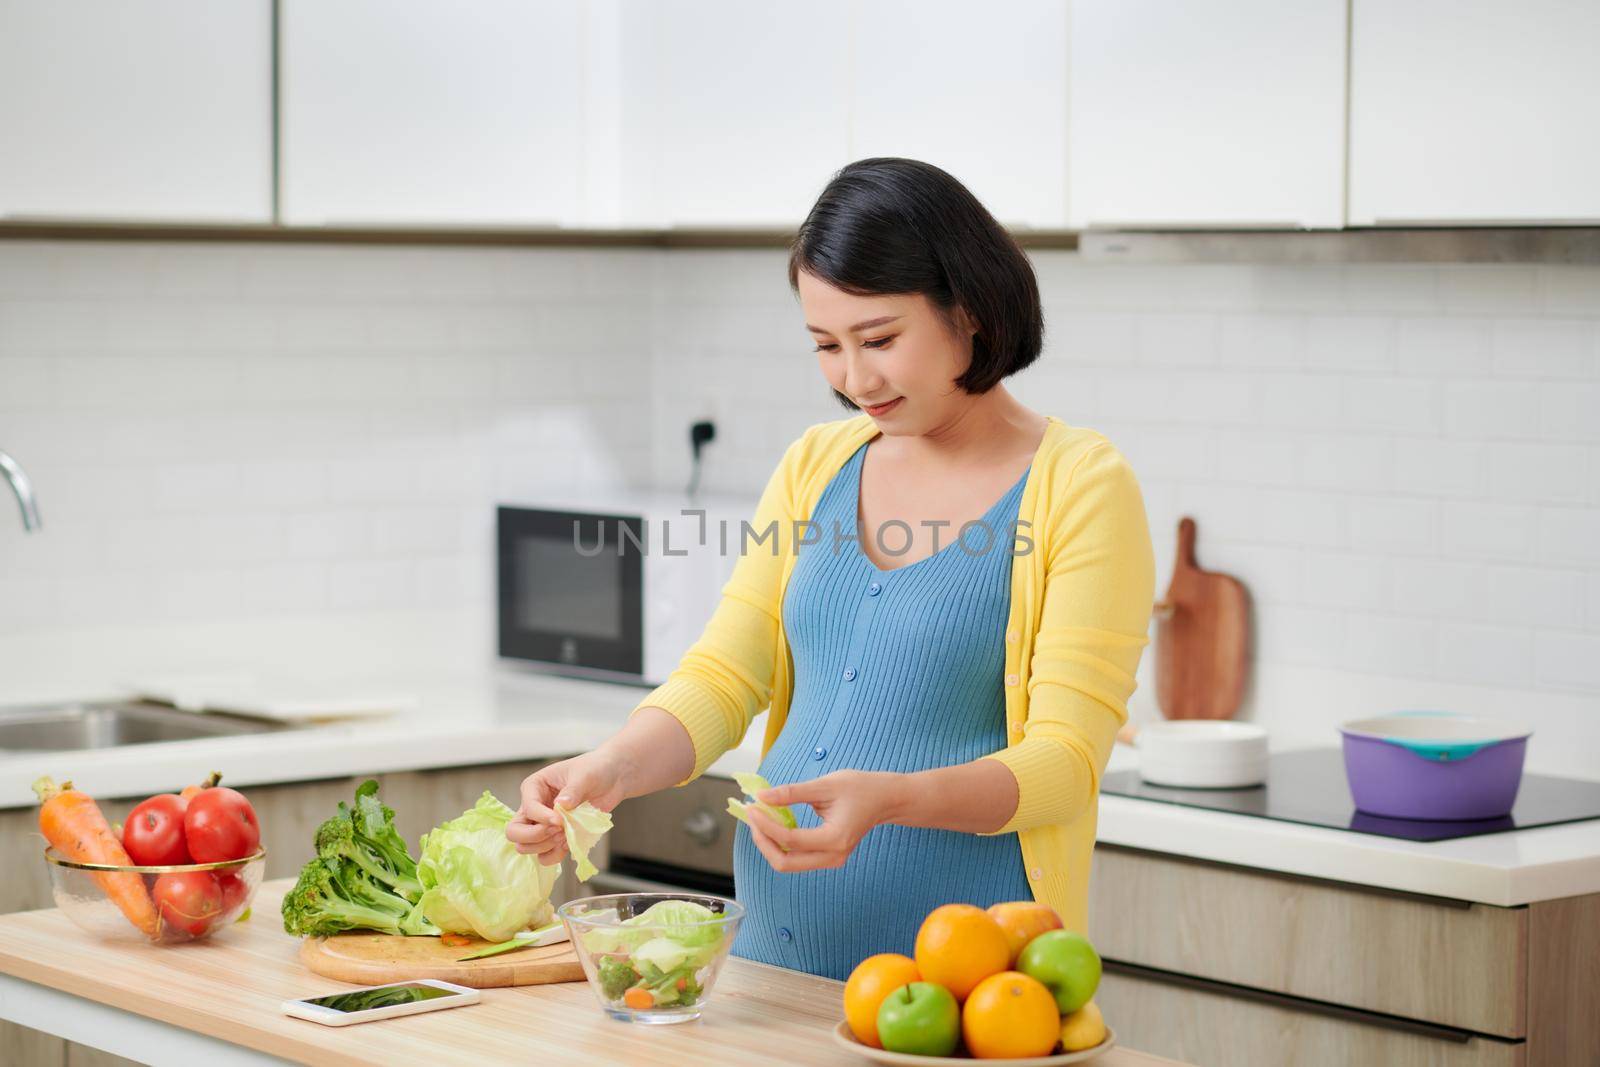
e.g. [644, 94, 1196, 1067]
[725, 772, 798, 832]
[413, 790, 561, 943]
[556, 801, 613, 883]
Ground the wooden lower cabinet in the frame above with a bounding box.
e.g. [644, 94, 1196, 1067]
[0, 757, 566, 1067]
[1089, 844, 1600, 1067]
[1098, 965, 1522, 1067]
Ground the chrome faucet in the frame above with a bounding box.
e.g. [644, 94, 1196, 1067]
[0, 449, 41, 531]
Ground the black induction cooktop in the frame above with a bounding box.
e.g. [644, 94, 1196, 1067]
[1100, 748, 1600, 842]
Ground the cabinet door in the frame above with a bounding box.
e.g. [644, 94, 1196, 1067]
[0, 0, 272, 223]
[849, 0, 1068, 228]
[279, 0, 584, 226]
[1348, 0, 1600, 225]
[619, 0, 853, 227]
[1067, 0, 1347, 230]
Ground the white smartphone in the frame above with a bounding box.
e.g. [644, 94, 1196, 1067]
[282, 979, 480, 1027]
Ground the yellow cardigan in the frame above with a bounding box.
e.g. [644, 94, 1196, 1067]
[630, 413, 1156, 933]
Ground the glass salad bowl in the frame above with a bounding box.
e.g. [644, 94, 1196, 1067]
[44, 846, 265, 944]
[558, 892, 744, 1024]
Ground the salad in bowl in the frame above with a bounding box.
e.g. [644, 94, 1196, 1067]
[557, 892, 744, 1024]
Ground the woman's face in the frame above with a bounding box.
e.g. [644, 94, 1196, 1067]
[796, 269, 977, 431]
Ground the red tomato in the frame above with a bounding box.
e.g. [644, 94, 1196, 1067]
[215, 870, 248, 913]
[183, 787, 261, 863]
[122, 794, 192, 866]
[152, 871, 223, 938]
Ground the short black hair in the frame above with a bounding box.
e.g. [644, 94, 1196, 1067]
[788, 158, 1043, 404]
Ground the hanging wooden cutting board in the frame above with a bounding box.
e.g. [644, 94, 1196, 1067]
[299, 932, 585, 989]
[1154, 516, 1252, 720]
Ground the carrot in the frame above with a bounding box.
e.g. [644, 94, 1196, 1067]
[440, 932, 474, 948]
[33, 776, 161, 940]
[180, 771, 222, 803]
[623, 986, 654, 1010]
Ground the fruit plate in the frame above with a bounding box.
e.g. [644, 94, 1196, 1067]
[832, 1020, 1118, 1065]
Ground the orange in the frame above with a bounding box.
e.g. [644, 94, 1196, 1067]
[961, 970, 1061, 1059]
[843, 953, 921, 1048]
[986, 901, 1064, 965]
[913, 904, 1011, 1002]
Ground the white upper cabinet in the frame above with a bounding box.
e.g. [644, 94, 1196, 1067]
[1348, 0, 1600, 225]
[279, 0, 584, 227]
[0, 0, 272, 223]
[618, 0, 853, 228]
[850, 0, 1069, 229]
[1067, 0, 1348, 230]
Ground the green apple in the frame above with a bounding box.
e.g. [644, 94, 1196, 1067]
[875, 981, 960, 1057]
[1017, 930, 1101, 1013]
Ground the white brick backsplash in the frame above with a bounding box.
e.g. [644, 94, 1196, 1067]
[1340, 377, 1437, 433]
[1296, 436, 1395, 492]
[1437, 266, 1540, 314]
[1481, 564, 1588, 628]
[1443, 381, 1543, 440]
[1436, 621, 1534, 688]
[1440, 501, 1538, 559]
[1484, 443, 1590, 505]
[1345, 614, 1437, 678]
[1218, 315, 1305, 369]
[1536, 266, 1600, 316]
[1134, 314, 1218, 367]
[1491, 318, 1597, 379]
[1538, 507, 1600, 565]
[1392, 439, 1485, 498]
[1, 242, 1597, 763]
[1347, 496, 1437, 553]
[1301, 551, 1394, 611]
[327, 559, 415, 611]
[1342, 266, 1442, 313]
[1392, 558, 1483, 618]
[1539, 383, 1600, 443]
[1256, 375, 1342, 430]
[1304, 316, 1394, 372]
[1255, 606, 1347, 667]
[1213, 429, 1299, 486]
[1395, 317, 1494, 376]
[1048, 311, 1136, 364]
[287, 512, 373, 560]
[1536, 632, 1600, 690]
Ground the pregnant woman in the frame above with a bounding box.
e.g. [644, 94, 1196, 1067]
[507, 158, 1156, 980]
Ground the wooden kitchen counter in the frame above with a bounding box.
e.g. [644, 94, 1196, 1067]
[0, 879, 1186, 1067]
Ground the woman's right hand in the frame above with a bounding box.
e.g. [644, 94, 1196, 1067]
[505, 750, 630, 864]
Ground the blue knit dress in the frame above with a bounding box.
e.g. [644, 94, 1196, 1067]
[731, 440, 1034, 980]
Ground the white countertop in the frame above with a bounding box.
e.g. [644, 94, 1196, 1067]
[0, 670, 765, 810]
[3, 671, 1594, 908]
[1097, 743, 1600, 907]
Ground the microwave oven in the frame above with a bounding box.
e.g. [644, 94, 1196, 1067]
[497, 492, 755, 686]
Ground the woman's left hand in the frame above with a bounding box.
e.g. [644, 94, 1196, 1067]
[744, 770, 902, 873]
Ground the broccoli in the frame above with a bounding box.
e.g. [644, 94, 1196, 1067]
[282, 780, 436, 938]
[313, 780, 423, 902]
[597, 955, 641, 1000]
[280, 856, 437, 938]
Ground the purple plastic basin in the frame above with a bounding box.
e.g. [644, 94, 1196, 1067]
[1339, 715, 1531, 821]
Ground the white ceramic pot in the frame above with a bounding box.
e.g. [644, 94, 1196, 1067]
[1135, 720, 1269, 788]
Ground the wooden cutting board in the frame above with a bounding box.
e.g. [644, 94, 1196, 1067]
[1154, 516, 1252, 720]
[299, 932, 586, 989]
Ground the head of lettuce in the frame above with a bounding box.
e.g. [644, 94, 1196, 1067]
[413, 791, 561, 943]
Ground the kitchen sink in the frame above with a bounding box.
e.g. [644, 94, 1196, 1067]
[0, 701, 286, 753]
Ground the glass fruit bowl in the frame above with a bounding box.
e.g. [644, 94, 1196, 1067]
[558, 891, 744, 1024]
[44, 846, 265, 944]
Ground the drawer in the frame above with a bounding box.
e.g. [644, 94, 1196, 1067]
[1098, 964, 1522, 1067]
[1088, 845, 1526, 1038]
[609, 774, 735, 877]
